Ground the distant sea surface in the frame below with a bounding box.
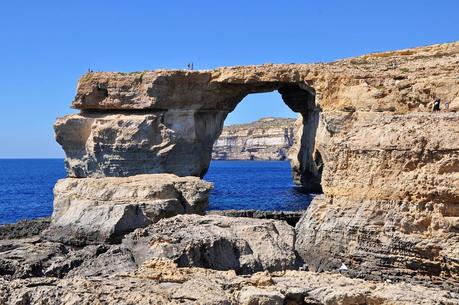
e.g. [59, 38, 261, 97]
[0, 159, 314, 225]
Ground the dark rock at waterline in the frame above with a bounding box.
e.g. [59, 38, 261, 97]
[0, 218, 50, 240]
[207, 209, 304, 226]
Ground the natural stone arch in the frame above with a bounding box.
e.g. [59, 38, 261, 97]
[57, 77, 323, 192]
[207, 81, 322, 193]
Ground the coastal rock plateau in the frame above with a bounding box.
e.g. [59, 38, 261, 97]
[1, 218, 458, 304]
[212, 117, 295, 160]
[2, 263, 458, 305]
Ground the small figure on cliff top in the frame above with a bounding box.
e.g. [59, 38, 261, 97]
[444, 100, 450, 112]
[432, 99, 441, 111]
[187, 62, 194, 70]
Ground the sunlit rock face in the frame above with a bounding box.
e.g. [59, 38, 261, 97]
[55, 111, 226, 178]
[52, 41, 459, 280]
[43, 174, 212, 245]
[296, 112, 459, 280]
[212, 117, 296, 161]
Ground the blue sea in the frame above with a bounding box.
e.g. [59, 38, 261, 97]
[0, 159, 314, 225]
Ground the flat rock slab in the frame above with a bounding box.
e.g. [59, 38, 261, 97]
[123, 214, 299, 275]
[43, 174, 213, 246]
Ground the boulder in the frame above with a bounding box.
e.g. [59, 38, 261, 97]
[123, 214, 299, 274]
[43, 174, 213, 245]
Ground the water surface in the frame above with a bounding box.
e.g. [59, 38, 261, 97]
[0, 159, 314, 224]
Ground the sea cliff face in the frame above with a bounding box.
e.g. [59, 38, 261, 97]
[212, 117, 295, 160]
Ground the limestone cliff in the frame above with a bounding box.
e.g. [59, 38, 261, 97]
[212, 117, 295, 160]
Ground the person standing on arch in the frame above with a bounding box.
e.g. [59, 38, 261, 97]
[432, 98, 441, 112]
[444, 100, 450, 112]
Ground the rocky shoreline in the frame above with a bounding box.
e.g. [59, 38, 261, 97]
[1, 42, 458, 304]
[1, 210, 458, 304]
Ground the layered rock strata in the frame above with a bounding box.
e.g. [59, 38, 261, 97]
[2, 260, 458, 305]
[43, 174, 212, 245]
[212, 117, 295, 160]
[295, 112, 459, 280]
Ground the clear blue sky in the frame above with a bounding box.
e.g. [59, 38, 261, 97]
[0, 0, 457, 158]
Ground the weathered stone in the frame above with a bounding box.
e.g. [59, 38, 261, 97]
[1, 259, 457, 305]
[238, 286, 284, 305]
[0, 237, 109, 279]
[212, 117, 295, 160]
[43, 174, 213, 245]
[123, 214, 299, 274]
[295, 112, 459, 279]
[0, 218, 50, 240]
[207, 208, 307, 227]
[55, 111, 227, 178]
[25, 41, 459, 303]
[72, 43, 459, 114]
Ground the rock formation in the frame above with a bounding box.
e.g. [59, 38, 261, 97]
[43, 174, 212, 245]
[123, 214, 299, 274]
[2, 42, 459, 304]
[212, 117, 295, 160]
[1, 216, 458, 304]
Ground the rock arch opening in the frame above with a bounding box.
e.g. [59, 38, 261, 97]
[204, 82, 323, 212]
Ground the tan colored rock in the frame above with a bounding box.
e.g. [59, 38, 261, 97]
[49, 41, 459, 286]
[212, 117, 295, 160]
[295, 112, 459, 279]
[72, 42, 459, 113]
[43, 174, 212, 245]
[238, 286, 284, 305]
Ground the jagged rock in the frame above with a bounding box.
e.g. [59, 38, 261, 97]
[1, 259, 457, 305]
[212, 117, 295, 160]
[123, 214, 299, 274]
[43, 174, 212, 245]
[0, 237, 109, 279]
[207, 209, 306, 227]
[238, 286, 284, 305]
[58, 42, 459, 189]
[0, 218, 50, 240]
[28, 41, 459, 303]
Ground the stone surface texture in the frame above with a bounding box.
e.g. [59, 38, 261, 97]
[123, 214, 299, 275]
[212, 117, 295, 160]
[44, 174, 212, 245]
[1, 256, 458, 305]
[295, 112, 459, 280]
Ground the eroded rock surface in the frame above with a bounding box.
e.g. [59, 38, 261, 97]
[212, 117, 295, 160]
[123, 214, 299, 274]
[43, 174, 212, 245]
[1, 258, 458, 305]
[295, 112, 459, 279]
[55, 112, 226, 178]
